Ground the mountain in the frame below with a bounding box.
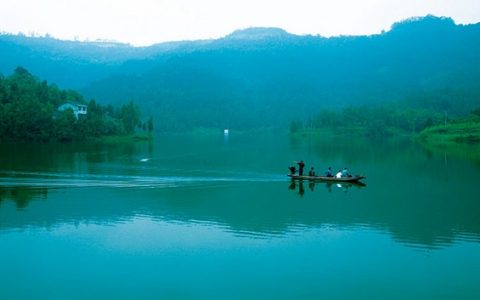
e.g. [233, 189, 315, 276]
[224, 27, 292, 40]
[0, 34, 209, 88]
[1, 15, 480, 131]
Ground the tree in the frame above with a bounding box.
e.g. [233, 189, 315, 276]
[289, 120, 303, 134]
[472, 107, 480, 117]
[147, 116, 154, 135]
[120, 100, 140, 134]
[0, 67, 142, 142]
[54, 110, 76, 142]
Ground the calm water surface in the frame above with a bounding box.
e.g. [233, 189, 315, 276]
[1, 134, 479, 299]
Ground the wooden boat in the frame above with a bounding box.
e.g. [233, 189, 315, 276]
[288, 174, 366, 183]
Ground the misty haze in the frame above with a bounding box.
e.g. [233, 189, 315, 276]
[1, 6, 480, 300]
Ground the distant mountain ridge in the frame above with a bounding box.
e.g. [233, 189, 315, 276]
[0, 33, 210, 88]
[225, 27, 292, 40]
[0, 15, 475, 87]
[1, 15, 480, 131]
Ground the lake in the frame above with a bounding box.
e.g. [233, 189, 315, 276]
[1, 133, 479, 299]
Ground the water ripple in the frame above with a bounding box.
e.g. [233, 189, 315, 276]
[0, 170, 284, 189]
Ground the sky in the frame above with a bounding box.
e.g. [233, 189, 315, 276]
[1, 0, 480, 46]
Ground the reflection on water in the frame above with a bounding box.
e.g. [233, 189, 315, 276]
[288, 179, 366, 196]
[0, 187, 48, 209]
[1, 134, 480, 251]
[1, 135, 480, 299]
[1, 213, 477, 300]
[1, 177, 479, 250]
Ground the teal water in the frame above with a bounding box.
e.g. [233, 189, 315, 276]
[1, 134, 480, 299]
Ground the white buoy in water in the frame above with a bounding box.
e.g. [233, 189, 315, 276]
[224, 129, 229, 135]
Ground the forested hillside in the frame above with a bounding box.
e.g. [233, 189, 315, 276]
[2, 15, 480, 131]
[0, 67, 144, 142]
[0, 34, 208, 89]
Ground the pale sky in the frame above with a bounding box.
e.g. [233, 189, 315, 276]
[1, 0, 479, 46]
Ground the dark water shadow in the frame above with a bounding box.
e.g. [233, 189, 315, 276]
[0, 187, 48, 210]
[288, 179, 366, 196]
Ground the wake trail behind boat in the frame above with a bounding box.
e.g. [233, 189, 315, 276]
[0, 170, 285, 189]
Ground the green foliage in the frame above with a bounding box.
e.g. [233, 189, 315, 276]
[420, 118, 480, 146]
[54, 110, 77, 142]
[289, 120, 303, 134]
[0, 67, 144, 142]
[1, 16, 480, 132]
[78, 16, 480, 131]
[147, 116, 153, 134]
[119, 101, 141, 134]
[304, 101, 445, 137]
[472, 107, 480, 117]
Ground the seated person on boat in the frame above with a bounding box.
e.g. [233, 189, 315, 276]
[325, 167, 333, 177]
[335, 170, 342, 178]
[341, 167, 351, 177]
[288, 166, 297, 175]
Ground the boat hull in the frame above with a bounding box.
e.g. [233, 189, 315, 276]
[288, 174, 366, 182]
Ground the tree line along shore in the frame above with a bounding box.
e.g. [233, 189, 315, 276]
[289, 103, 480, 147]
[0, 67, 152, 142]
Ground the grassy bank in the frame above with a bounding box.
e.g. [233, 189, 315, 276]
[418, 118, 480, 162]
[419, 118, 480, 146]
[289, 126, 410, 139]
[86, 133, 152, 144]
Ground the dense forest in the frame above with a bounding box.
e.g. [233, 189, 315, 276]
[1, 15, 480, 132]
[82, 16, 480, 131]
[0, 67, 147, 142]
[293, 104, 480, 137]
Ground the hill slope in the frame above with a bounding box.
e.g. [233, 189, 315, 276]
[2, 16, 480, 131]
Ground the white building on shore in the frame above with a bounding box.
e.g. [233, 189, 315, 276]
[58, 102, 87, 119]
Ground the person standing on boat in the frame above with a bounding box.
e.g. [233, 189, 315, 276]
[308, 167, 315, 176]
[297, 160, 305, 176]
[336, 170, 342, 178]
[325, 167, 333, 177]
